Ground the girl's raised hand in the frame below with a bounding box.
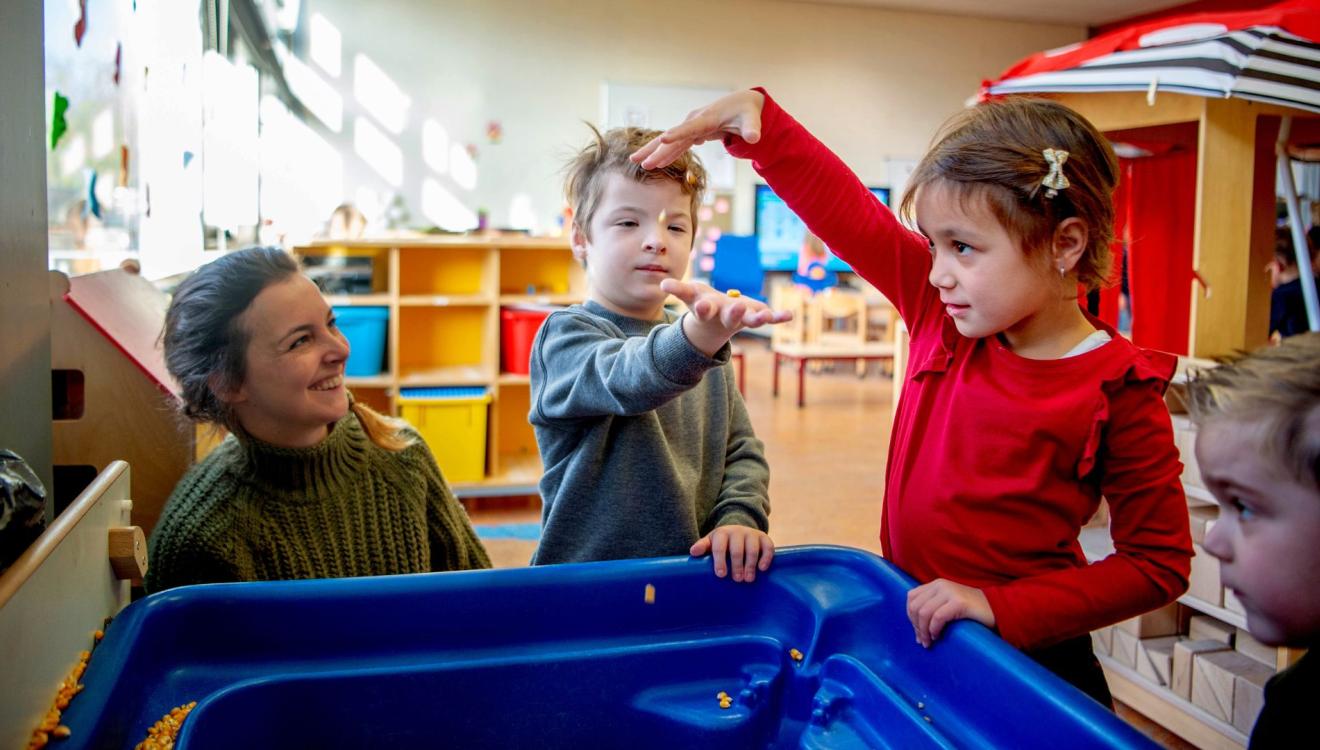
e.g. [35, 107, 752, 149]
[906, 578, 996, 648]
[631, 90, 766, 170]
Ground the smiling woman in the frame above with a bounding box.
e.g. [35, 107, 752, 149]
[146, 247, 490, 593]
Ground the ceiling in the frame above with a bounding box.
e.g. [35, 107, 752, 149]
[783, 0, 1192, 26]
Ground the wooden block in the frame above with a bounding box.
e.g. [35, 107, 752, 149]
[1173, 639, 1231, 700]
[1231, 658, 1275, 734]
[1188, 506, 1218, 546]
[1091, 626, 1113, 657]
[1189, 614, 1235, 646]
[1189, 544, 1223, 605]
[1224, 587, 1247, 616]
[1135, 635, 1182, 687]
[1116, 601, 1184, 638]
[107, 526, 147, 583]
[1193, 650, 1263, 722]
[1111, 627, 1139, 669]
[1234, 628, 1276, 666]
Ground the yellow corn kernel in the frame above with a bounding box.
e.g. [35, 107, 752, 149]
[727, 289, 741, 298]
[52, 726, 71, 739]
[789, 648, 804, 662]
[643, 584, 655, 605]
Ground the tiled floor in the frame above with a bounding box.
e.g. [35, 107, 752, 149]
[466, 337, 1194, 750]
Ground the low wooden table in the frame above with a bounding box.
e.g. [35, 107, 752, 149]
[771, 341, 896, 407]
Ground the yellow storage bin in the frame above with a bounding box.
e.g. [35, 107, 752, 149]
[398, 387, 492, 483]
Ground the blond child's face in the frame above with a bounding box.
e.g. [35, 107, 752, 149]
[914, 183, 1061, 343]
[1197, 419, 1320, 647]
[572, 173, 694, 320]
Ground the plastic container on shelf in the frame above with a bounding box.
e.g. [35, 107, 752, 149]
[500, 305, 561, 375]
[397, 387, 491, 482]
[331, 306, 388, 377]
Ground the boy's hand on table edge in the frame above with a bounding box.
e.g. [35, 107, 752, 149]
[690, 526, 775, 583]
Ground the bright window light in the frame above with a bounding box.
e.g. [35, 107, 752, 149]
[260, 95, 344, 240]
[508, 193, 536, 232]
[354, 115, 403, 187]
[284, 52, 343, 132]
[59, 134, 87, 178]
[422, 177, 477, 231]
[450, 142, 477, 191]
[423, 118, 449, 174]
[309, 13, 341, 78]
[353, 53, 410, 135]
[91, 108, 114, 159]
[202, 51, 258, 228]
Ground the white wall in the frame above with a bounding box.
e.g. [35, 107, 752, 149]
[293, 0, 1084, 236]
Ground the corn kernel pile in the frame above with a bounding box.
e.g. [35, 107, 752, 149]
[26, 645, 92, 749]
[133, 701, 198, 750]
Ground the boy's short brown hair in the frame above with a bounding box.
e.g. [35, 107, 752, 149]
[1185, 332, 1320, 490]
[564, 125, 707, 241]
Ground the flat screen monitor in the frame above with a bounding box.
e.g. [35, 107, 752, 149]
[753, 183, 890, 272]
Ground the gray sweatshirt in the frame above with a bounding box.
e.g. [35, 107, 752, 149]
[528, 300, 770, 564]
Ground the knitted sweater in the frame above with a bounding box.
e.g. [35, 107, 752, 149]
[529, 300, 770, 564]
[145, 414, 491, 592]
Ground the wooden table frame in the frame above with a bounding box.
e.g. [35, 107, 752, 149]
[771, 342, 896, 407]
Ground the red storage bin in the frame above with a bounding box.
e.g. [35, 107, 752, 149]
[501, 305, 559, 375]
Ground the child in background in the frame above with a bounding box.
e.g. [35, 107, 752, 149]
[1186, 333, 1319, 748]
[635, 90, 1192, 704]
[1266, 224, 1319, 341]
[793, 231, 837, 295]
[529, 126, 790, 582]
[148, 247, 490, 592]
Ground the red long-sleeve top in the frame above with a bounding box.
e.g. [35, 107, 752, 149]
[731, 91, 1192, 649]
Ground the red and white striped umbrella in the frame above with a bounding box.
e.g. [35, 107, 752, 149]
[986, 1, 1320, 113]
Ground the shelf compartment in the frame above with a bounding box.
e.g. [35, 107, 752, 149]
[298, 245, 391, 295]
[1100, 656, 1246, 750]
[498, 247, 582, 297]
[397, 306, 493, 383]
[399, 246, 494, 297]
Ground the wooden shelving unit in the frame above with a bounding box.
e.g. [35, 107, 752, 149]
[294, 237, 584, 497]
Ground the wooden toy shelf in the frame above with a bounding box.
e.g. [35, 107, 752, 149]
[294, 237, 583, 497]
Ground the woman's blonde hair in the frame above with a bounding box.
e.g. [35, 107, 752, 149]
[899, 97, 1120, 291]
[349, 397, 415, 452]
[1184, 332, 1320, 490]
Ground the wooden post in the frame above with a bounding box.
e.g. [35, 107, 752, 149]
[1191, 99, 1272, 357]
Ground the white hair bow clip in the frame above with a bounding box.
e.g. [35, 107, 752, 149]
[1041, 148, 1070, 199]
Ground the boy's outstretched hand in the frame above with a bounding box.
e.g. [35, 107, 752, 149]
[661, 278, 792, 357]
[690, 526, 774, 583]
[631, 89, 767, 170]
[906, 578, 996, 648]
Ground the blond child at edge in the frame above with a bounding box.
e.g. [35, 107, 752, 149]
[1185, 332, 1320, 748]
[528, 126, 791, 582]
[634, 89, 1193, 704]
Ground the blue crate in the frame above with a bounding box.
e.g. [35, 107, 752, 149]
[332, 306, 388, 377]
[58, 547, 1154, 749]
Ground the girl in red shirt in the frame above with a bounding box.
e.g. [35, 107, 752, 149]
[635, 89, 1193, 705]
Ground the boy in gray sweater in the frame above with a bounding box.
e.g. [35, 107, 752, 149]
[529, 126, 791, 582]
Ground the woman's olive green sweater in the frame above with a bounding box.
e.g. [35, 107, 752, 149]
[145, 414, 491, 592]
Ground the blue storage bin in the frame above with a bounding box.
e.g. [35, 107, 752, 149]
[332, 305, 388, 377]
[57, 548, 1154, 749]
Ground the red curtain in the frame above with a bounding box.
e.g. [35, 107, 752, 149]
[1115, 149, 1197, 355]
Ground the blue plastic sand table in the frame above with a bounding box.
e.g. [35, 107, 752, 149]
[59, 547, 1153, 749]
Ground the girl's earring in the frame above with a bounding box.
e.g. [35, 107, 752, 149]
[1058, 266, 1066, 278]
